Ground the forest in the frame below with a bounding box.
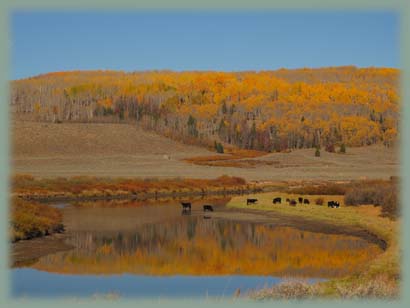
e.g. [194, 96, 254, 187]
[10, 66, 399, 152]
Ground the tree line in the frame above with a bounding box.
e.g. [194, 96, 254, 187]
[10, 66, 399, 151]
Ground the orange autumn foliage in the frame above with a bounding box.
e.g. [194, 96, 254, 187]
[11, 66, 399, 151]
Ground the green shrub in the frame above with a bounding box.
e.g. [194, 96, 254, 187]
[315, 147, 320, 157]
[340, 143, 346, 153]
[215, 142, 224, 153]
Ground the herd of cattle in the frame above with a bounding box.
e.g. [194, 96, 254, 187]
[180, 196, 340, 215]
[247, 197, 340, 208]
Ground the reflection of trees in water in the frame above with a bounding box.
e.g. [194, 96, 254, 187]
[64, 218, 266, 254]
[73, 197, 232, 208]
[35, 218, 382, 277]
[187, 219, 197, 240]
[64, 218, 376, 257]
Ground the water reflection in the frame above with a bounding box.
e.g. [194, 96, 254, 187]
[27, 216, 381, 278]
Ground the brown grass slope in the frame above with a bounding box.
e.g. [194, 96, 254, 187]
[12, 119, 398, 181]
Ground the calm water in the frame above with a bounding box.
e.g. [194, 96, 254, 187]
[12, 199, 381, 298]
[12, 269, 304, 299]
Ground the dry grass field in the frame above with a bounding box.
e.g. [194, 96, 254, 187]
[12, 120, 398, 181]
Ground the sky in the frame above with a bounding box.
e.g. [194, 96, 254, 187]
[11, 10, 399, 80]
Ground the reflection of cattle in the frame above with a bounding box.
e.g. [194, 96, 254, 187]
[203, 215, 211, 219]
[247, 198, 258, 205]
[298, 197, 303, 203]
[328, 201, 340, 208]
[203, 205, 214, 212]
[303, 199, 310, 204]
[181, 202, 191, 211]
[273, 197, 282, 204]
[181, 209, 191, 216]
[289, 199, 297, 206]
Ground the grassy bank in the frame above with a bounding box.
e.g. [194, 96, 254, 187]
[286, 179, 398, 218]
[10, 198, 64, 242]
[227, 192, 399, 299]
[12, 174, 255, 202]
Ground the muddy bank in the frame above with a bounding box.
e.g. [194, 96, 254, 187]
[219, 207, 387, 250]
[11, 233, 73, 267]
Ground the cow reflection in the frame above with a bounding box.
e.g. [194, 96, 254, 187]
[181, 209, 191, 215]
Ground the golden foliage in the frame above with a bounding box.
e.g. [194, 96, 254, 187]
[10, 197, 63, 242]
[11, 67, 400, 151]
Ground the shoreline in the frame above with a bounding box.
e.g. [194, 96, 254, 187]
[15, 186, 266, 204]
[224, 206, 388, 251]
[11, 233, 73, 267]
[226, 192, 399, 299]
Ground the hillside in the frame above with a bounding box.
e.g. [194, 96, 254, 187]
[10, 67, 399, 153]
[12, 120, 398, 180]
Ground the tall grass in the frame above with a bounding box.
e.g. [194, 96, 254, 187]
[248, 274, 398, 300]
[248, 280, 319, 300]
[10, 197, 64, 242]
[12, 174, 248, 197]
[287, 182, 349, 195]
[344, 181, 398, 219]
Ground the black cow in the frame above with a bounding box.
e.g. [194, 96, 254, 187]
[181, 202, 191, 211]
[298, 197, 303, 203]
[289, 199, 297, 206]
[203, 205, 214, 212]
[286, 198, 290, 203]
[273, 197, 282, 204]
[328, 201, 340, 208]
[303, 199, 310, 205]
[247, 198, 258, 205]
